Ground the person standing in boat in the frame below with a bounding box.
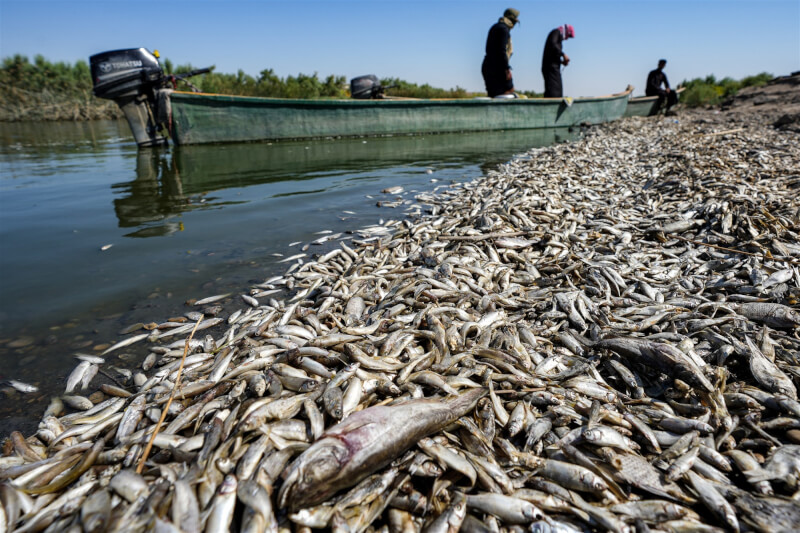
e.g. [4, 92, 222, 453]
[481, 8, 520, 98]
[646, 59, 678, 114]
[541, 24, 574, 98]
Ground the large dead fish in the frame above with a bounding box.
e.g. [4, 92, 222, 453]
[278, 388, 486, 510]
[594, 337, 714, 392]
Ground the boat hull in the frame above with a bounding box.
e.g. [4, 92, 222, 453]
[168, 88, 632, 145]
[624, 88, 685, 117]
[624, 95, 662, 117]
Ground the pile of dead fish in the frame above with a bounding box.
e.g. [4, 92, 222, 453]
[3, 112, 800, 533]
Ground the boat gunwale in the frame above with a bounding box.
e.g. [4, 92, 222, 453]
[170, 86, 634, 107]
[627, 86, 686, 103]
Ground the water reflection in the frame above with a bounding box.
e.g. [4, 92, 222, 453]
[113, 151, 188, 237]
[112, 127, 579, 235]
[0, 119, 131, 153]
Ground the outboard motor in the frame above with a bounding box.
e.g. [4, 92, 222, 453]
[91, 48, 210, 148]
[90, 48, 169, 147]
[350, 75, 385, 99]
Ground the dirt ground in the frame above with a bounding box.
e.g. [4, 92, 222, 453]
[714, 72, 800, 131]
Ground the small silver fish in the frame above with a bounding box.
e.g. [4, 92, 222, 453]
[7, 380, 38, 393]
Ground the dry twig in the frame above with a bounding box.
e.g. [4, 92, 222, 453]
[136, 316, 203, 474]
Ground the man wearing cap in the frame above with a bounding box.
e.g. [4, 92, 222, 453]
[481, 8, 520, 98]
[646, 59, 678, 114]
[541, 24, 574, 98]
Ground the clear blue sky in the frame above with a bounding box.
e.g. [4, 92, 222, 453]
[1, 0, 798, 97]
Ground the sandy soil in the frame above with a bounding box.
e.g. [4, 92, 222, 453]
[715, 73, 800, 131]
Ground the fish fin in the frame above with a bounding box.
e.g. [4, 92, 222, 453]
[744, 467, 774, 484]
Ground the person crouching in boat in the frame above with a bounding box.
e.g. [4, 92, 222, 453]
[646, 59, 678, 115]
[481, 8, 520, 98]
[541, 24, 574, 98]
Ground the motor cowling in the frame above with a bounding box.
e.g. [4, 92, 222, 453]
[90, 48, 164, 100]
[90, 48, 169, 147]
[350, 75, 384, 99]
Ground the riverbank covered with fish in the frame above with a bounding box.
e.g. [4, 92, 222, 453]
[2, 81, 800, 532]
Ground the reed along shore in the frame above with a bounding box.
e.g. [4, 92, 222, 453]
[2, 76, 800, 532]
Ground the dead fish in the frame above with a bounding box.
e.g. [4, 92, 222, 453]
[193, 293, 232, 305]
[278, 388, 486, 509]
[743, 336, 797, 399]
[6, 380, 38, 393]
[594, 337, 713, 392]
[728, 302, 800, 329]
[101, 333, 149, 355]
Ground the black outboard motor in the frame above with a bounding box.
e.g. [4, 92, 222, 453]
[350, 75, 385, 99]
[90, 48, 169, 147]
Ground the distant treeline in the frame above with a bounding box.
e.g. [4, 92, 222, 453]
[0, 55, 476, 121]
[0, 55, 121, 121]
[0, 54, 777, 122]
[161, 59, 478, 100]
[679, 72, 774, 107]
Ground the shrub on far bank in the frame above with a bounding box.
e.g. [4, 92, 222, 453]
[680, 72, 773, 107]
[0, 55, 122, 121]
[183, 66, 349, 99]
[378, 78, 472, 99]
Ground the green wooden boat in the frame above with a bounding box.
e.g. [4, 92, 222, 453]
[90, 47, 632, 147]
[624, 87, 685, 117]
[166, 87, 633, 146]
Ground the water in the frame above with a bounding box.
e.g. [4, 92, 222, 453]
[0, 120, 579, 435]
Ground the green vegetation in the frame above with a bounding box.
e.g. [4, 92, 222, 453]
[171, 67, 472, 100]
[0, 54, 778, 120]
[173, 64, 349, 99]
[679, 72, 773, 107]
[0, 54, 121, 120]
[518, 90, 544, 99]
[0, 55, 477, 121]
[378, 77, 472, 99]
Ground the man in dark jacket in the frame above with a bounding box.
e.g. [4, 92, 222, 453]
[646, 59, 678, 114]
[541, 24, 574, 98]
[481, 8, 519, 98]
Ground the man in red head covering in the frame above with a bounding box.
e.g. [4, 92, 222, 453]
[541, 24, 574, 98]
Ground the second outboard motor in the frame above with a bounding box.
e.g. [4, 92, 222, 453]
[90, 48, 169, 147]
[350, 75, 385, 99]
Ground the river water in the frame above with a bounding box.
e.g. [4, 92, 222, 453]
[0, 120, 579, 435]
